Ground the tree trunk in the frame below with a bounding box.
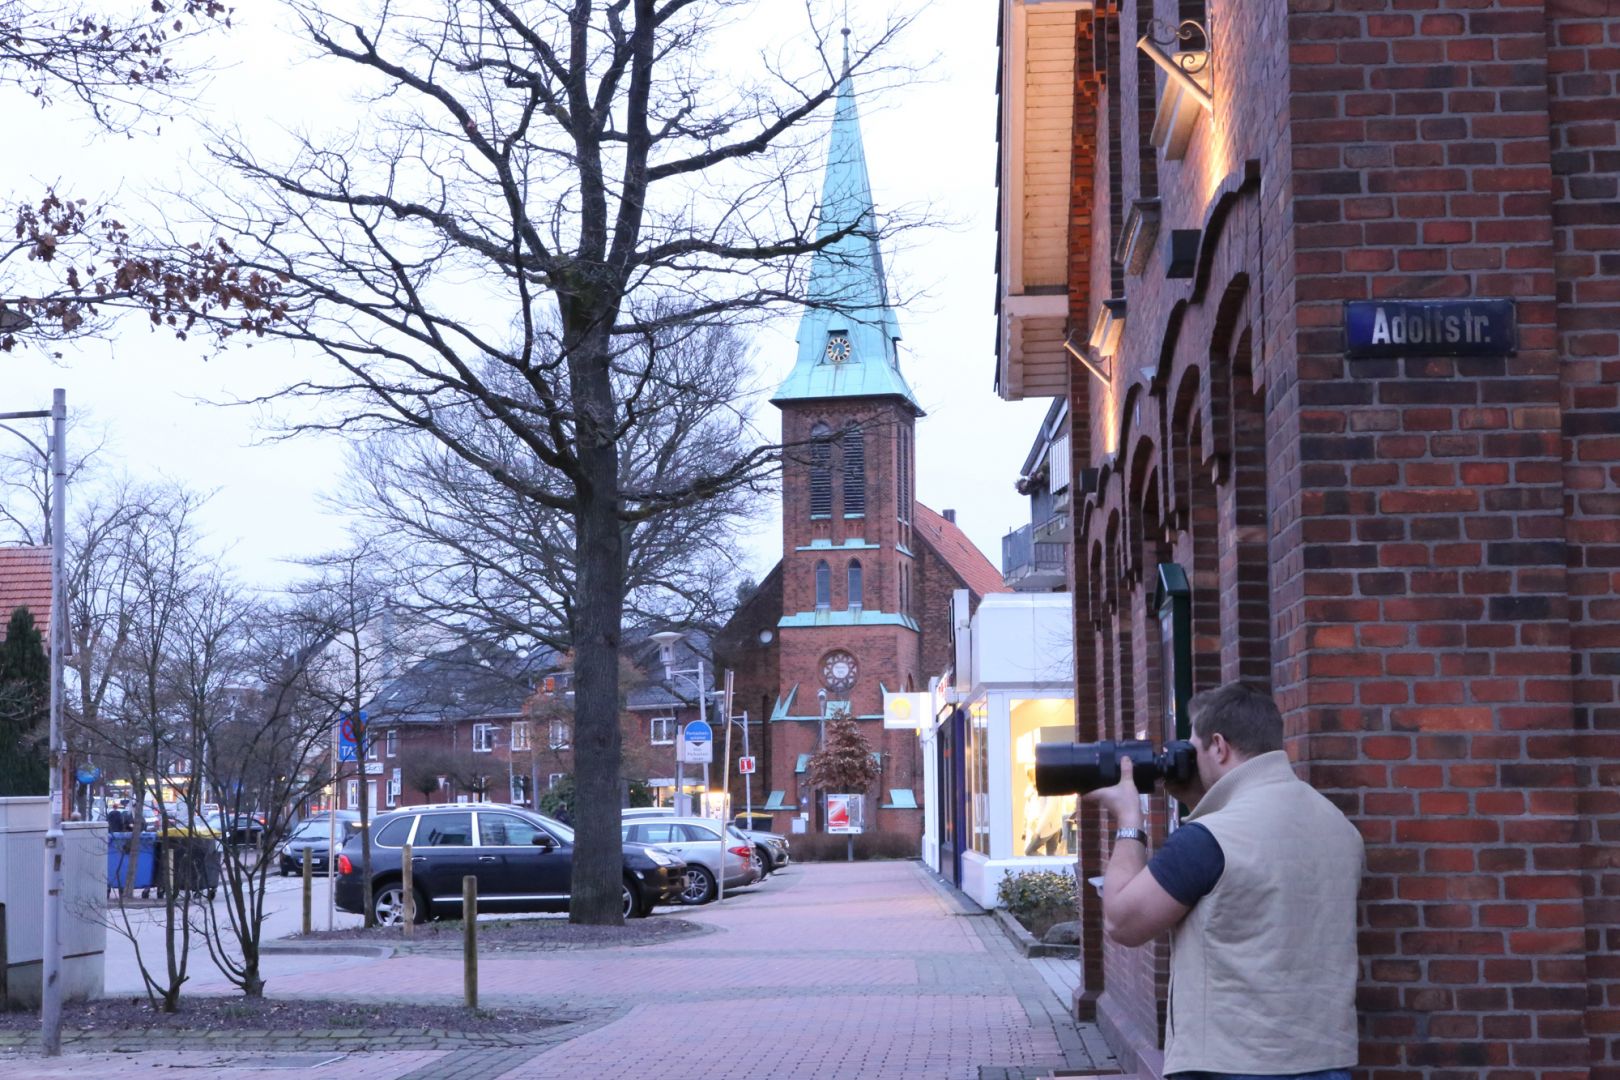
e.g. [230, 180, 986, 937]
[567, 326, 627, 926]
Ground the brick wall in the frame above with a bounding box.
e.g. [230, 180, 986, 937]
[1058, 0, 1616, 1077]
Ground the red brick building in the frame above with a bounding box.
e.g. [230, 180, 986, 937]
[714, 54, 1007, 840]
[358, 635, 709, 813]
[996, 1, 1617, 1077]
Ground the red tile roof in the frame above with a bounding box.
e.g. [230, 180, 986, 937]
[913, 504, 1011, 600]
[0, 546, 52, 643]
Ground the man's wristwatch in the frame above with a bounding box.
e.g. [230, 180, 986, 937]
[1114, 827, 1146, 845]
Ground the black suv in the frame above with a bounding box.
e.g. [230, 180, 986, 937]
[333, 805, 686, 922]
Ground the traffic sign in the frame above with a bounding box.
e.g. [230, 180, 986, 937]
[737, 756, 756, 775]
[678, 720, 713, 765]
[337, 710, 368, 762]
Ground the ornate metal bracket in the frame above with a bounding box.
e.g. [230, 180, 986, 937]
[1137, 19, 1213, 113]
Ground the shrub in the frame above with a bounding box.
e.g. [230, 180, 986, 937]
[996, 869, 1079, 937]
[790, 830, 918, 862]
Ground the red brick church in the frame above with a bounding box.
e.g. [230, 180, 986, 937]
[714, 48, 1006, 842]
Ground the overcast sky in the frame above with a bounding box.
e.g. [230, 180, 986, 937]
[1, 0, 1050, 593]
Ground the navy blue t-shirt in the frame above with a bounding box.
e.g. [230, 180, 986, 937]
[1146, 822, 1225, 906]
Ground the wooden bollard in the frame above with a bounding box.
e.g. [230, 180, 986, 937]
[302, 847, 313, 935]
[401, 844, 415, 937]
[463, 875, 478, 1009]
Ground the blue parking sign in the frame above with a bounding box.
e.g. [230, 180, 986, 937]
[337, 711, 367, 762]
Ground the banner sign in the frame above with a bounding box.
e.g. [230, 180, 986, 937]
[1345, 299, 1515, 359]
[883, 691, 931, 731]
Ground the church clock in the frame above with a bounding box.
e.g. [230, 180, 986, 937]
[824, 332, 852, 364]
[821, 650, 858, 693]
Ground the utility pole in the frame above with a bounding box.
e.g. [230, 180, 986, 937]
[42, 390, 66, 1055]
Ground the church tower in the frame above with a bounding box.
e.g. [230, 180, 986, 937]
[768, 34, 925, 833]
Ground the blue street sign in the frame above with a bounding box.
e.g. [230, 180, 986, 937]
[682, 719, 713, 743]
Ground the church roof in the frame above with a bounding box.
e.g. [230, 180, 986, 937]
[0, 546, 52, 643]
[914, 505, 1011, 601]
[773, 42, 921, 415]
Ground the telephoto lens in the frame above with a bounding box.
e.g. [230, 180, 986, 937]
[1034, 739, 1198, 796]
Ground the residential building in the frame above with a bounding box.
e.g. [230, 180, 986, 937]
[996, 2, 1618, 1077]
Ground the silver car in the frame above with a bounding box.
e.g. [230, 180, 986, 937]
[620, 816, 756, 904]
[624, 806, 791, 877]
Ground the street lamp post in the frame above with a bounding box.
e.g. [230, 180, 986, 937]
[651, 631, 716, 816]
[2, 391, 67, 1055]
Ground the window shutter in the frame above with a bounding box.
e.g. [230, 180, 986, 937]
[841, 428, 865, 516]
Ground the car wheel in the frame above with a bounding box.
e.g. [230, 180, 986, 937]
[622, 877, 645, 919]
[679, 865, 716, 905]
[374, 882, 427, 925]
[753, 846, 771, 877]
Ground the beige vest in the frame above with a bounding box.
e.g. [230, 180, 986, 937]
[1162, 751, 1364, 1077]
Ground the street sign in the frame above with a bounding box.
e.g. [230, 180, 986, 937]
[337, 710, 368, 762]
[678, 719, 713, 764]
[737, 756, 756, 775]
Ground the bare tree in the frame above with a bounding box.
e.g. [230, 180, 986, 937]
[344, 321, 763, 650]
[194, 610, 340, 997]
[286, 542, 426, 928]
[0, 0, 235, 350]
[172, 0, 922, 923]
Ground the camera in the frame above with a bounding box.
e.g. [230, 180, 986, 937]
[1034, 739, 1197, 796]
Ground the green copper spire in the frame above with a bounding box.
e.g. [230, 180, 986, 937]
[773, 37, 921, 414]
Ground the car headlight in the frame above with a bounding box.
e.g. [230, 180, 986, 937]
[644, 849, 677, 867]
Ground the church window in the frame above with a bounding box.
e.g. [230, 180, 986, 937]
[842, 428, 865, 517]
[847, 560, 863, 611]
[815, 560, 831, 609]
[810, 423, 832, 518]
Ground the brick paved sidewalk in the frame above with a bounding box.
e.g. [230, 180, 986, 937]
[2, 861, 1116, 1080]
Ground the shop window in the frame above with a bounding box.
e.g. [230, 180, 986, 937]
[815, 560, 831, 609]
[966, 702, 990, 855]
[1011, 698, 1079, 858]
[810, 422, 833, 518]
[847, 560, 863, 611]
[842, 428, 865, 516]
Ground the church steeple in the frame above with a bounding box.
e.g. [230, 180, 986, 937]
[773, 43, 921, 415]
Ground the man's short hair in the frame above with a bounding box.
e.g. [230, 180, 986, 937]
[1189, 682, 1284, 757]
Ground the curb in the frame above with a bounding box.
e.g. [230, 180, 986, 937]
[261, 942, 395, 959]
[992, 908, 1080, 959]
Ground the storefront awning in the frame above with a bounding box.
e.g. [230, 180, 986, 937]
[763, 790, 789, 810]
[883, 789, 918, 810]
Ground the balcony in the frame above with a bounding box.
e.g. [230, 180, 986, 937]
[1001, 523, 1068, 592]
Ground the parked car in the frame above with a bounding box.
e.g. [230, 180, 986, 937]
[620, 816, 756, 904]
[223, 813, 267, 849]
[278, 812, 362, 876]
[626, 806, 792, 877]
[333, 805, 687, 923]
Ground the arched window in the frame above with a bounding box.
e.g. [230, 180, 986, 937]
[847, 560, 863, 610]
[809, 423, 832, 518]
[815, 560, 831, 609]
[841, 428, 865, 516]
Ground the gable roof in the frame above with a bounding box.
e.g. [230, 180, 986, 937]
[913, 504, 1011, 601]
[364, 640, 557, 724]
[0, 546, 52, 643]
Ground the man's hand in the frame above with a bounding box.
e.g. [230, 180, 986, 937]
[1082, 756, 1143, 830]
[1165, 770, 1206, 811]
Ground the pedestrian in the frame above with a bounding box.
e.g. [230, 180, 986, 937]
[1082, 682, 1364, 1080]
[106, 800, 130, 833]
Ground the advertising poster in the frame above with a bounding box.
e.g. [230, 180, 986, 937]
[826, 793, 865, 834]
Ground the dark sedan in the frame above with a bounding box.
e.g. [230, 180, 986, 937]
[277, 813, 362, 876]
[333, 805, 686, 922]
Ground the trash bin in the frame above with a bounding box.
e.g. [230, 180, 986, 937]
[107, 832, 157, 892]
[156, 835, 222, 898]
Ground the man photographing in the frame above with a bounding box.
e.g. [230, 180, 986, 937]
[1083, 682, 1364, 1080]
